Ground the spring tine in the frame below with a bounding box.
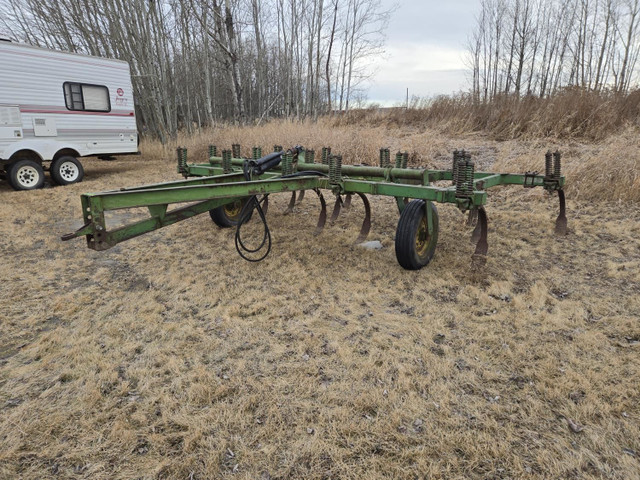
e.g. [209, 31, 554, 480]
[354, 193, 372, 244]
[296, 190, 306, 205]
[470, 214, 481, 243]
[473, 207, 488, 256]
[261, 195, 269, 216]
[343, 193, 352, 209]
[284, 191, 296, 215]
[466, 208, 478, 227]
[555, 189, 567, 235]
[330, 195, 343, 223]
[314, 188, 327, 235]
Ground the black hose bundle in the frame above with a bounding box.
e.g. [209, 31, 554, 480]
[233, 152, 328, 262]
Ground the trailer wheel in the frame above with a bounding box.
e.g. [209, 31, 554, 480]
[395, 200, 439, 270]
[209, 198, 251, 228]
[51, 156, 84, 185]
[8, 159, 45, 190]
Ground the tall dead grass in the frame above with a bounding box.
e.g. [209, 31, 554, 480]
[140, 111, 640, 203]
[140, 119, 451, 167]
[336, 88, 640, 141]
[493, 128, 640, 203]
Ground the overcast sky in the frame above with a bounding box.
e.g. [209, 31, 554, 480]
[367, 0, 481, 105]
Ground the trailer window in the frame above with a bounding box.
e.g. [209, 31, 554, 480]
[63, 82, 111, 112]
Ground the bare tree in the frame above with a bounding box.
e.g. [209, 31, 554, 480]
[468, 0, 640, 100]
[1, 0, 391, 138]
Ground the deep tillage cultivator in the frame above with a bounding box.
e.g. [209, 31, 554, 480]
[62, 145, 567, 270]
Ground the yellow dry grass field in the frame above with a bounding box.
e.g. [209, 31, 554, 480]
[1, 122, 639, 479]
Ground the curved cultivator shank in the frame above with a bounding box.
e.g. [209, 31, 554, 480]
[354, 193, 372, 244]
[284, 191, 296, 214]
[330, 195, 343, 223]
[62, 144, 568, 270]
[473, 207, 489, 256]
[555, 189, 567, 235]
[313, 188, 327, 235]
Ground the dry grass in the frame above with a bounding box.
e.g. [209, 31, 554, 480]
[1, 124, 640, 479]
[144, 118, 640, 203]
[337, 88, 640, 142]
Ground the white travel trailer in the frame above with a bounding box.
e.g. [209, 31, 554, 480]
[0, 39, 138, 190]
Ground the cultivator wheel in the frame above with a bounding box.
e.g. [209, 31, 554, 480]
[209, 198, 251, 228]
[395, 200, 439, 270]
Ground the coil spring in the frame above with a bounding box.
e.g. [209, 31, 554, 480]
[307, 149, 316, 164]
[402, 152, 409, 169]
[379, 148, 391, 168]
[177, 147, 188, 174]
[545, 150, 553, 178]
[222, 149, 232, 173]
[395, 152, 403, 169]
[329, 155, 342, 184]
[452, 149, 464, 186]
[176, 147, 184, 171]
[282, 152, 293, 176]
[274, 145, 283, 153]
[322, 147, 331, 165]
[553, 150, 561, 179]
[252, 147, 262, 160]
[209, 145, 217, 165]
[455, 152, 475, 198]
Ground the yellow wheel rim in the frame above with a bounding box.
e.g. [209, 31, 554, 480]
[415, 214, 430, 257]
[223, 200, 243, 220]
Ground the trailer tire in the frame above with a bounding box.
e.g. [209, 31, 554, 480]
[8, 159, 45, 190]
[209, 198, 251, 228]
[51, 156, 84, 185]
[395, 200, 439, 270]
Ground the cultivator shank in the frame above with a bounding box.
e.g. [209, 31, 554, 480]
[62, 145, 566, 270]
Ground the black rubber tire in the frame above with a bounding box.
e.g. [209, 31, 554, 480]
[8, 159, 45, 190]
[50, 156, 84, 185]
[209, 198, 251, 228]
[395, 200, 439, 270]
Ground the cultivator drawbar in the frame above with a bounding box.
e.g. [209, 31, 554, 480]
[62, 145, 566, 269]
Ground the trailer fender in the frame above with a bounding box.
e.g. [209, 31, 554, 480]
[2, 139, 84, 162]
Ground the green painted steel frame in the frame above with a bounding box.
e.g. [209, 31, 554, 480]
[64, 150, 565, 251]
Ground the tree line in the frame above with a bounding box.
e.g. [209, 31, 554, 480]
[0, 0, 390, 142]
[468, 0, 640, 101]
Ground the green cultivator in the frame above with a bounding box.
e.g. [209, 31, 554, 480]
[62, 145, 566, 270]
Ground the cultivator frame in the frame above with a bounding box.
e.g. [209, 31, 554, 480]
[62, 145, 566, 269]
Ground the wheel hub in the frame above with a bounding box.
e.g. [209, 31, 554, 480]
[415, 216, 430, 256]
[59, 161, 79, 181]
[17, 166, 39, 187]
[224, 200, 243, 219]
